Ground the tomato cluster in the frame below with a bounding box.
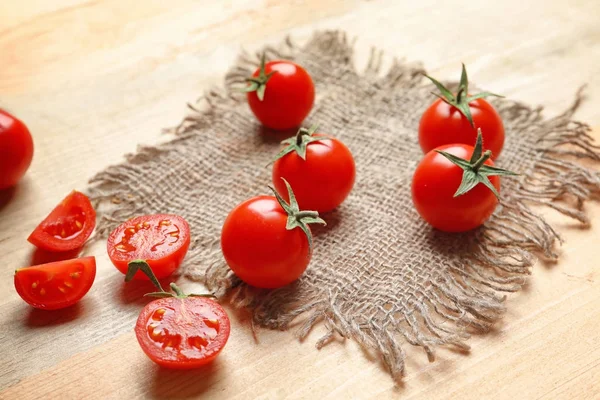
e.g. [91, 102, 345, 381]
[413, 64, 517, 232]
[11, 57, 517, 371]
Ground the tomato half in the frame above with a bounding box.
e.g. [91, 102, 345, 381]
[272, 130, 355, 213]
[221, 196, 312, 288]
[0, 109, 34, 190]
[28, 191, 96, 252]
[411, 144, 500, 232]
[419, 98, 505, 158]
[107, 214, 191, 280]
[246, 59, 315, 130]
[14, 256, 96, 310]
[135, 296, 230, 369]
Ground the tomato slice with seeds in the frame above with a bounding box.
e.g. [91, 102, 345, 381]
[14, 256, 96, 310]
[107, 214, 191, 280]
[135, 296, 230, 369]
[27, 191, 96, 252]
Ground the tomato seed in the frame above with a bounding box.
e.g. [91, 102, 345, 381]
[40, 288, 46, 295]
[70, 272, 81, 279]
[75, 220, 83, 229]
[159, 220, 171, 226]
[58, 286, 67, 294]
[64, 281, 73, 288]
[31, 282, 38, 289]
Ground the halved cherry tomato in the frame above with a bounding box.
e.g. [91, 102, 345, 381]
[136, 295, 230, 369]
[107, 214, 190, 280]
[272, 125, 355, 213]
[245, 54, 315, 130]
[0, 109, 34, 190]
[28, 191, 96, 252]
[14, 256, 96, 310]
[221, 180, 325, 288]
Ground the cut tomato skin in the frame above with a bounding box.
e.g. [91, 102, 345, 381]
[411, 144, 500, 232]
[27, 191, 96, 252]
[135, 296, 230, 369]
[0, 109, 34, 190]
[221, 196, 311, 289]
[14, 256, 96, 310]
[419, 98, 505, 159]
[107, 214, 191, 280]
[272, 134, 355, 213]
[247, 60, 315, 130]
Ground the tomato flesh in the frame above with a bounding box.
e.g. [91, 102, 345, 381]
[411, 144, 500, 232]
[272, 134, 355, 213]
[135, 296, 230, 369]
[419, 98, 505, 158]
[28, 191, 96, 252]
[14, 256, 96, 310]
[247, 60, 315, 130]
[107, 214, 190, 280]
[221, 196, 311, 288]
[0, 109, 34, 190]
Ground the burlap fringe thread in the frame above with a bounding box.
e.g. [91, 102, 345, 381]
[88, 31, 599, 382]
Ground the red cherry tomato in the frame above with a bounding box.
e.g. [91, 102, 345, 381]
[28, 191, 96, 252]
[246, 59, 314, 130]
[411, 144, 500, 232]
[0, 109, 34, 189]
[14, 256, 96, 310]
[107, 214, 190, 280]
[272, 129, 355, 213]
[221, 196, 313, 288]
[419, 98, 505, 158]
[136, 296, 230, 369]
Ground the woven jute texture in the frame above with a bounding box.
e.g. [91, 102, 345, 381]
[88, 31, 599, 381]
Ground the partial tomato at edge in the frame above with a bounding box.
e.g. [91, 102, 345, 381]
[0, 109, 34, 190]
[107, 214, 191, 280]
[27, 191, 96, 252]
[135, 296, 230, 369]
[14, 256, 96, 310]
[411, 144, 500, 232]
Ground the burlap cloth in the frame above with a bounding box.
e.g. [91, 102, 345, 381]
[88, 31, 599, 381]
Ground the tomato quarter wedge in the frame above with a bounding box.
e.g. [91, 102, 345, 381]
[107, 214, 191, 280]
[28, 191, 96, 252]
[14, 256, 96, 310]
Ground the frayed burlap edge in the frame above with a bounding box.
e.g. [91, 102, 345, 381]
[88, 31, 600, 382]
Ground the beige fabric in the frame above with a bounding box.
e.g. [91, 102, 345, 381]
[88, 31, 599, 381]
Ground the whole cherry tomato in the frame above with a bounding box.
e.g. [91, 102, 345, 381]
[0, 109, 34, 189]
[272, 125, 355, 213]
[244, 54, 315, 130]
[419, 64, 505, 158]
[132, 264, 230, 369]
[107, 214, 190, 280]
[412, 131, 516, 232]
[14, 256, 96, 310]
[28, 191, 96, 252]
[221, 180, 325, 289]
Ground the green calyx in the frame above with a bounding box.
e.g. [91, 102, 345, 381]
[436, 129, 518, 199]
[424, 63, 503, 127]
[241, 53, 276, 101]
[272, 124, 322, 162]
[125, 259, 215, 299]
[269, 178, 326, 250]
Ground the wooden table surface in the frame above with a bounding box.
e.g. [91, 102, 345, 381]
[1, 1, 600, 399]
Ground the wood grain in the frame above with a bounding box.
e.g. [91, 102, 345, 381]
[1, 1, 599, 399]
